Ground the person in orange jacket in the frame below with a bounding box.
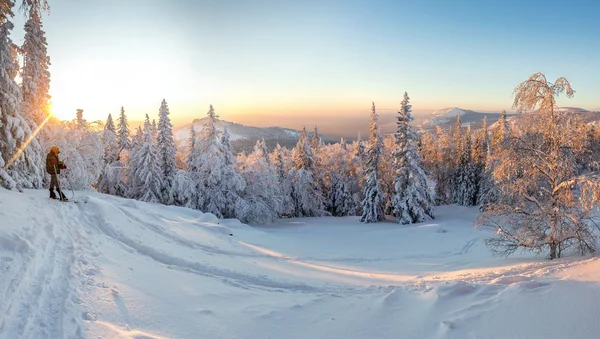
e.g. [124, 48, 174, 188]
[46, 146, 68, 201]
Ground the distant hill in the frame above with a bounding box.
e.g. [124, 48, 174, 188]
[415, 107, 600, 132]
[416, 107, 514, 131]
[173, 117, 336, 154]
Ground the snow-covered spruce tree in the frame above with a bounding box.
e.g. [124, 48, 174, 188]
[116, 106, 131, 152]
[289, 126, 325, 217]
[0, 6, 43, 190]
[349, 135, 366, 214]
[432, 126, 454, 205]
[454, 125, 478, 206]
[491, 110, 509, 153]
[21, 5, 50, 128]
[360, 102, 385, 223]
[156, 99, 177, 204]
[380, 135, 396, 215]
[477, 73, 600, 259]
[479, 112, 511, 209]
[186, 124, 197, 172]
[451, 113, 463, 203]
[97, 113, 125, 195]
[390, 92, 434, 224]
[192, 106, 244, 218]
[236, 139, 282, 224]
[151, 118, 157, 143]
[130, 115, 162, 203]
[125, 126, 143, 198]
[271, 143, 293, 216]
[326, 142, 355, 216]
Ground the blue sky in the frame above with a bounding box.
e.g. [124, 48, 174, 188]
[9, 0, 600, 129]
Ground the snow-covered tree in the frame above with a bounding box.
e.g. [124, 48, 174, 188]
[130, 114, 162, 203]
[0, 7, 43, 190]
[116, 106, 131, 151]
[478, 73, 600, 259]
[271, 143, 293, 216]
[326, 142, 355, 216]
[97, 113, 124, 195]
[360, 102, 385, 223]
[390, 92, 435, 224]
[454, 125, 478, 206]
[21, 5, 50, 128]
[289, 126, 324, 217]
[491, 110, 510, 152]
[156, 99, 177, 204]
[292, 126, 314, 170]
[187, 124, 197, 172]
[191, 106, 245, 218]
[236, 139, 282, 224]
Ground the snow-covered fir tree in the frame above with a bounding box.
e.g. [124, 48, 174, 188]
[491, 110, 509, 152]
[326, 142, 355, 216]
[130, 115, 162, 203]
[390, 92, 434, 224]
[289, 126, 325, 217]
[0, 6, 43, 190]
[156, 99, 177, 205]
[271, 143, 293, 216]
[454, 125, 478, 206]
[360, 102, 385, 223]
[190, 106, 244, 218]
[116, 106, 131, 151]
[21, 5, 50, 128]
[236, 139, 282, 224]
[97, 113, 125, 196]
[187, 124, 197, 171]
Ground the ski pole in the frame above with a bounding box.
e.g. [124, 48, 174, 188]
[53, 163, 65, 201]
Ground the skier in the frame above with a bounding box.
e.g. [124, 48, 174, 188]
[46, 146, 68, 201]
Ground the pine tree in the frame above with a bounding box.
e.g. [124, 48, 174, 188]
[156, 99, 177, 205]
[117, 106, 131, 151]
[390, 92, 435, 224]
[360, 102, 385, 223]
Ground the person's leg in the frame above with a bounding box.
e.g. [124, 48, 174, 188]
[49, 174, 57, 199]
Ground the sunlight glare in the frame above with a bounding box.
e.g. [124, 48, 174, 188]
[49, 101, 76, 121]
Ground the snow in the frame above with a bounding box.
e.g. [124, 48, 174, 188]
[1, 188, 600, 338]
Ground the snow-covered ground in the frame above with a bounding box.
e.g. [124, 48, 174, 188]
[1, 189, 599, 339]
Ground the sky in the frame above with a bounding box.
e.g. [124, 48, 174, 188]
[9, 0, 600, 136]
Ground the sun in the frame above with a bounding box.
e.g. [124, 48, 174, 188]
[49, 101, 76, 121]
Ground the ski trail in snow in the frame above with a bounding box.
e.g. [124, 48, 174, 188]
[0, 199, 81, 339]
[80, 197, 339, 293]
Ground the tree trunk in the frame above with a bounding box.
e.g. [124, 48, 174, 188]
[549, 242, 557, 260]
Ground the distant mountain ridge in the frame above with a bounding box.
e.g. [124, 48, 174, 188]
[416, 106, 600, 131]
[173, 117, 336, 154]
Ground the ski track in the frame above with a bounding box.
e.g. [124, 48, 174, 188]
[0, 199, 84, 339]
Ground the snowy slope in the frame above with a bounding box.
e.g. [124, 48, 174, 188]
[1, 189, 600, 338]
